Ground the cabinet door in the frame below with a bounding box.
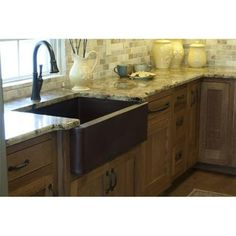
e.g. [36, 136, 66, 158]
[70, 148, 136, 196]
[231, 82, 236, 167]
[70, 163, 109, 196]
[135, 110, 171, 196]
[107, 149, 135, 196]
[187, 82, 200, 168]
[199, 81, 230, 165]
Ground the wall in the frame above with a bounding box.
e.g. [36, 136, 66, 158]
[4, 39, 236, 101]
[65, 39, 152, 79]
[183, 39, 236, 67]
[3, 39, 152, 101]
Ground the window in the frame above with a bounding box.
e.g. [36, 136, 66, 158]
[0, 39, 64, 84]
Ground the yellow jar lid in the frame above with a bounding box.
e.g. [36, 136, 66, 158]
[190, 43, 205, 48]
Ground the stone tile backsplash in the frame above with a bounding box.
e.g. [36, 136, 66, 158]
[65, 39, 152, 80]
[183, 39, 236, 67]
[4, 39, 236, 101]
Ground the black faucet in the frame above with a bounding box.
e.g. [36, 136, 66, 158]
[31, 40, 59, 102]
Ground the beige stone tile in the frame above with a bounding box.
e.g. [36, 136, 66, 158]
[111, 39, 121, 43]
[97, 40, 104, 46]
[217, 39, 227, 44]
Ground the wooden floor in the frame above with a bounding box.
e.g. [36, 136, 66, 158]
[164, 169, 236, 196]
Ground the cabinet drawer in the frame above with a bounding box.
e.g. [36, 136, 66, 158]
[148, 95, 171, 119]
[172, 110, 187, 143]
[7, 139, 53, 182]
[173, 86, 187, 112]
[8, 164, 54, 196]
[172, 139, 187, 179]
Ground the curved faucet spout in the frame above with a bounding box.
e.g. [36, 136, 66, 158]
[31, 40, 59, 102]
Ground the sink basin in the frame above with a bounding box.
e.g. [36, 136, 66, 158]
[28, 97, 148, 175]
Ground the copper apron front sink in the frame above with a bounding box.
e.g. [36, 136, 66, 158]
[29, 97, 148, 175]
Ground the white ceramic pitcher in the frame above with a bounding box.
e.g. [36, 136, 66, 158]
[69, 50, 98, 91]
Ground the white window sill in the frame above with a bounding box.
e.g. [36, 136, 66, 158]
[3, 74, 65, 91]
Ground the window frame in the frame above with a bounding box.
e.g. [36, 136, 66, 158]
[0, 39, 65, 85]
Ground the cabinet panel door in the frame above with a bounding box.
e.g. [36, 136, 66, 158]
[187, 82, 200, 168]
[135, 114, 171, 196]
[108, 150, 135, 196]
[70, 149, 136, 196]
[70, 175, 105, 196]
[199, 82, 230, 165]
[231, 82, 236, 167]
[70, 164, 109, 196]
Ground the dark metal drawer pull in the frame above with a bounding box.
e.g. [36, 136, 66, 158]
[8, 159, 30, 171]
[175, 152, 183, 162]
[110, 168, 117, 191]
[148, 102, 170, 113]
[105, 171, 112, 194]
[47, 184, 56, 196]
[176, 117, 184, 127]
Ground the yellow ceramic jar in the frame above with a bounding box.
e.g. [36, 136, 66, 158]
[170, 39, 184, 68]
[187, 43, 207, 68]
[152, 40, 173, 69]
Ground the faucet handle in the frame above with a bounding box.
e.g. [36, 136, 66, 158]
[38, 64, 43, 92]
[39, 64, 43, 78]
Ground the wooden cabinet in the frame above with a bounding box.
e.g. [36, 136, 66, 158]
[199, 80, 233, 166]
[70, 163, 108, 196]
[70, 148, 136, 196]
[7, 133, 58, 196]
[9, 77, 236, 196]
[231, 82, 236, 167]
[171, 86, 188, 179]
[135, 92, 172, 196]
[187, 81, 200, 168]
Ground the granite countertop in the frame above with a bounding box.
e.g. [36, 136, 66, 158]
[4, 111, 80, 146]
[4, 66, 236, 146]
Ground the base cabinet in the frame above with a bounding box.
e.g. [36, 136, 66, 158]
[171, 86, 188, 179]
[70, 148, 136, 196]
[135, 93, 172, 196]
[187, 81, 200, 168]
[10, 77, 236, 196]
[199, 80, 232, 166]
[7, 133, 58, 196]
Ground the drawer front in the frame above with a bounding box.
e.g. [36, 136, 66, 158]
[148, 95, 171, 119]
[173, 87, 187, 112]
[172, 139, 187, 179]
[172, 110, 187, 143]
[7, 139, 53, 181]
[8, 165, 54, 196]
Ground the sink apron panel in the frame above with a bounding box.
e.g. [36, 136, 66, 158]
[25, 97, 148, 176]
[70, 103, 148, 175]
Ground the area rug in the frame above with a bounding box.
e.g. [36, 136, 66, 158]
[188, 188, 230, 196]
